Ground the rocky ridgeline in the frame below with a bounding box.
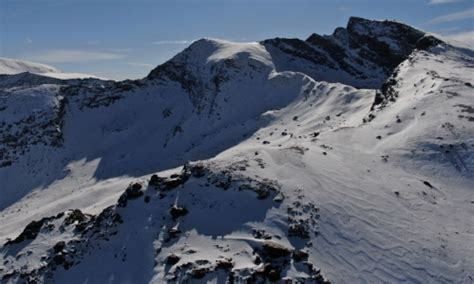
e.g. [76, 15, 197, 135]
[113, 161, 325, 282]
[0, 74, 146, 168]
[0, 87, 66, 168]
[262, 17, 439, 89]
[0, 17, 449, 169]
[1, 207, 123, 283]
[1, 161, 327, 283]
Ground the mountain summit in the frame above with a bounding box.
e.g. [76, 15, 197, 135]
[0, 17, 473, 283]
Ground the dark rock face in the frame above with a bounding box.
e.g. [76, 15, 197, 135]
[149, 166, 191, 190]
[262, 241, 292, 259]
[215, 258, 234, 270]
[191, 267, 209, 279]
[53, 241, 66, 253]
[117, 183, 144, 207]
[166, 254, 180, 265]
[416, 35, 443, 50]
[292, 250, 309, 262]
[148, 174, 163, 187]
[8, 220, 45, 244]
[262, 17, 428, 89]
[64, 209, 87, 225]
[267, 268, 281, 282]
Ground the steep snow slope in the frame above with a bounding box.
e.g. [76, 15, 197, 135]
[0, 38, 313, 234]
[0, 17, 473, 283]
[0, 57, 103, 80]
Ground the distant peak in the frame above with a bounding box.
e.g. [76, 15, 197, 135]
[183, 38, 240, 53]
[346, 16, 424, 38]
[0, 57, 60, 75]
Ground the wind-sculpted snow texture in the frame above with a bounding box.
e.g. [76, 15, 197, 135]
[0, 17, 473, 283]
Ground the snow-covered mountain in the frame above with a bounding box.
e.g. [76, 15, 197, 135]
[0, 17, 473, 283]
[0, 57, 103, 80]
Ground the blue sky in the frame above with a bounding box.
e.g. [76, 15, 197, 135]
[1, 0, 473, 80]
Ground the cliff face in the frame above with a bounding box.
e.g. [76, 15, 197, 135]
[263, 17, 429, 89]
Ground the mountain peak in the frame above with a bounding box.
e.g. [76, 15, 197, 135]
[147, 38, 273, 81]
[345, 17, 426, 50]
[0, 57, 104, 80]
[0, 57, 60, 75]
[149, 17, 443, 90]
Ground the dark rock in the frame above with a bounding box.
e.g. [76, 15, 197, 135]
[256, 188, 270, 199]
[255, 263, 281, 282]
[10, 219, 45, 244]
[423, 180, 434, 188]
[416, 35, 443, 50]
[190, 163, 207, 178]
[209, 172, 232, 190]
[191, 268, 209, 279]
[267, 269, 281, 282]
[144, 196, 151, 203]
[117, 183, 144, 207]
[170, 205, 188, 219]
[53, 253, 71, 269]
[64, 209, 87, 225]
[262, 241, 291, 258]
[149, 174, 164, 187]
[53, 241, 66, 253]
[254, 255, 262, 265]
[167, 228, 181, 240]
[163, 176, 184, 189]
[292, 250, 309, 262]
[216, 258, 234, 270]
[288, 223, 310, 239]
[166, 254, 180, 265]
[53, 253, 66, 265]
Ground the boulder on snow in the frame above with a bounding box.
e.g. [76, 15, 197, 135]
[163, 175, 184, 189]
[166, 254, 180, 265]
[262, 241, 292, 258]
[117, 183, 144, 207]
[64, 209, 87, 225]
[216, 258, 234, 270]
[149, 174, 164, 187]
[169, 205, 188, 219]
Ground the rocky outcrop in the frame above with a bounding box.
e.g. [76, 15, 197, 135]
[263, 17, 431, 89]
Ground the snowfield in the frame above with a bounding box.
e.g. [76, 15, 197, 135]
[0, 17, 473, 283]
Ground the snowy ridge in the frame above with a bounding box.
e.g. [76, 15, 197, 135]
[0, 58, 60, 75]
[0, 57, 103, 80]
[263, 17, 433, 89]
[0, 17, 473, 283]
